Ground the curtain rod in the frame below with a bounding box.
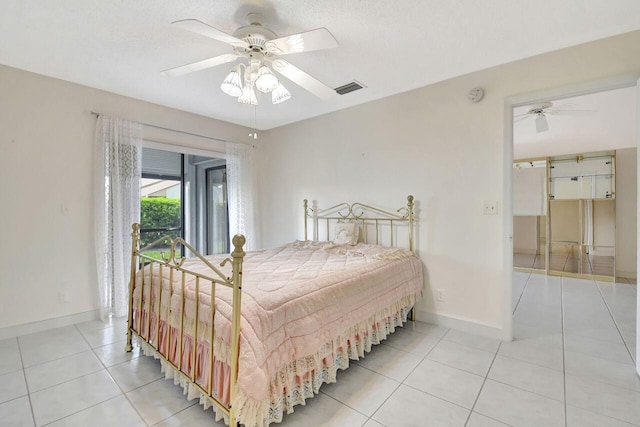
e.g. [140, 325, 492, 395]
[90, 111, 233, 144]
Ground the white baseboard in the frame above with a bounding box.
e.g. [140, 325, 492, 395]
[513, 248, 538, 255]
[0, 310, 100, 340]
[416, 309, 504, 341]
[616, 270, 637, 280]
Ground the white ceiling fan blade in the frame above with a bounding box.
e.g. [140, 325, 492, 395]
[547, 109, 597, 116]
[270, 59, 335, 100]
[172, 19, 249, 49]
[513, 115, 531, 123]
[161, 53, 239, 77]
[265, 28, 338, 55]
[553, 102, 578, 109]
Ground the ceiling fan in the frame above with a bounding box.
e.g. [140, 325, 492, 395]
[161, 13, 338, 105]
[513, 101, 595, 133]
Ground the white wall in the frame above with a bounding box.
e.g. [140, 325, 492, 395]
[513, 216, 539, 253]
[616, 147, 637, 278]
[258, 30, 640, 330]
[0, 65, 250, 329]
[513, 166, 546, 216]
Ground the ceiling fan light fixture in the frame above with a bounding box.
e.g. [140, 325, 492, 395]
[535, 113, 549, 133]
[237, 84, 258, 105]
[272, 83, 291, 104]
[220, 66, 243, 97]
[255, 65, 279, 92]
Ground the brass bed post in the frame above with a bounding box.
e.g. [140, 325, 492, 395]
[146, 265, 153, 341]
[303, 199, 309, 241]
[126, 223, 140, 352]
[192, 278, 200, 382]
[407, 195, 416, 321]
[208, 280, 216, 395]
[156, 264, 163, 350]
[178, 272, 186, 370]
[407, 195, 414, 253]
[228, 235, 246, 427]
[165, 268, 173, 361]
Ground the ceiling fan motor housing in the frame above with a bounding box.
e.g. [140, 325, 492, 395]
[527, 102, 553, 115]
[233, 24, 277, 56]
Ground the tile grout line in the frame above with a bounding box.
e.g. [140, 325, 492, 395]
[76, 322, 153, 426]
[480, 376, 566, 404]
[359, 331, 514, 417]
[561, 252, 569, 274]
[512, 269, 532, 315]
[23, 366, 106, 395]
[18, 327, 93, 370]
[365, 324, 450, 426]
[462, 341, 502, 427]
[11, 321, 148, 426]
[559, 276, 568, 427]
[400, 381, 487, 413]
[593, 279, 636, 364]
[39, 395, 129, 427]
[417, 348, 498, 377]
[562, 277, 640, 424]
[22, 347, 94, 371]
[15, 337, 38, 427]
[26, 323, 142, 426]
[495, 352, 564, 374]
[147, 403, 200, 427]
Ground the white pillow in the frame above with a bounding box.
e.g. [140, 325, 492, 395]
[334, 222, 359, 245]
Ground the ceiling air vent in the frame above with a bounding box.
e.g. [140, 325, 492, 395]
[335, 81, 365, 95]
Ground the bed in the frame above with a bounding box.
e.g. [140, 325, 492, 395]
[125, 195, 423, 427]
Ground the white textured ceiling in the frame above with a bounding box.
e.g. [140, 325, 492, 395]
[2, 0, 640, 130]
[513, 86, 637, 159]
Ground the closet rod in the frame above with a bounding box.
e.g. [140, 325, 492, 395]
[90, 111, 230, 144]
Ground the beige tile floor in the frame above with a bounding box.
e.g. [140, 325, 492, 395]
[0, 274, 638, 426]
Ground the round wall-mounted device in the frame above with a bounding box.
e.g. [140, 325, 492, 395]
[468, 87, 484, 103]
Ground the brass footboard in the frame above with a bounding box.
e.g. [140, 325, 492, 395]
[125, 223, 245, 426]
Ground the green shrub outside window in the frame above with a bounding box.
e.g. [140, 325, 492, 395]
[140, 197, 181, 247]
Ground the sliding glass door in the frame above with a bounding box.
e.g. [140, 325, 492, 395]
[206, 166, 229, 254]
[139, 148, 184, 260]
[140, 147, 229, 258]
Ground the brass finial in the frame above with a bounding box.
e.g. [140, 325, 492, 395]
[132, 223, 140, 232]
[232, 234, 246, 254]
[407, 195, 414, 204]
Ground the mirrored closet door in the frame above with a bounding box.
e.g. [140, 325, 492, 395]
[513, 160, 547, 272]
[513, 151, 616, 280]
[548, 152, 615, 279]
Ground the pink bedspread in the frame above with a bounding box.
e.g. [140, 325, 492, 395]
[133, 240, 423, 426]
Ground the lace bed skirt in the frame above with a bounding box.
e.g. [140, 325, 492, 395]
[136, 294, 417, 427]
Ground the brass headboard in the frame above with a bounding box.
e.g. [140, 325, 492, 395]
[303, 195, 415, 252]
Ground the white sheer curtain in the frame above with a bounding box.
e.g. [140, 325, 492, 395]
[226, 141, 258, 251]
[94, 116, 143, 319]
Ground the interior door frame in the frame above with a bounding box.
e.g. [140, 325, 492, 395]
[636, 76, 640, 376]
[502, 74, 640, 377]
